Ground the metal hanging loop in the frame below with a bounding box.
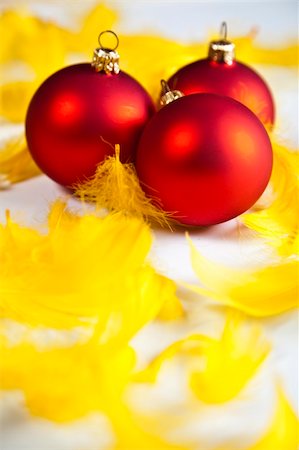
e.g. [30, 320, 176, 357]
[98, 30, 119, 51]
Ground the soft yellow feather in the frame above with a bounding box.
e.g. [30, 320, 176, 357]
[0, 331, 135, 421]
[0, 327, 185, 447]
[0, 201, 182, 330]
[0, 135, 40, 188]
[189, 315, 270, 403]
[134, 314, 269, 404]
[249, 386, 299, 450]
[186, 235, 298, 317]
[242, 141, 299, 256]
[74, 145, 174, 227]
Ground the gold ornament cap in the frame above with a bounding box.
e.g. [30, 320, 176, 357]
[92, 30, 120, 74]
[160, 80, 184, 106]
[208, 22, 235, 65]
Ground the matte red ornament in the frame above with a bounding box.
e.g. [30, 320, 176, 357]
[26, 32, 155, 187]
[136, 92, 273, 226]
[167, 23, 275, 127]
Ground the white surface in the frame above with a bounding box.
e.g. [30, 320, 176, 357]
[0, 1, 298, 449]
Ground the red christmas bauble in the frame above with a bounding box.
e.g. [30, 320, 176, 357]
[26, 63, 155, 187]
[136, 93, 273, 226]
[167, 58, 275, 127]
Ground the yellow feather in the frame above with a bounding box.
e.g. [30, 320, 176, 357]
[110, 403, 187, 450]
[133, 333, 214, 384]
[189, 315, 270, 404]
[186, 235, 298, 317]
[74, 145, 174, 228]
[242, 141, 299, 256]
[68, 4, 118, 54]
[0, 200, 181, 330]
[0, 10, 67, 71]
[0, 81, 38, 123]
[0, 327, 185, 447]
[156, 288, 185, 321]
[0, 11, 69, 123]
[231, 33, 298, 67]
[118, 36, 206, 101]
[0, 135, 40, 188]
[0, 331, 135, 422]
[249, 386, 299, 450]
[134, 314, 269, 403]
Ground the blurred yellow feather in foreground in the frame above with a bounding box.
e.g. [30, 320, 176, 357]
[189, 316, 270, 404]
[0, 326, 187, 449]
[214, 386, 299, 450]
[0, 331, 135, 422]
[249, 386, 299, 450]
[0, 135, 40, 188]
[135, 314, 270, 404]
[0, 318, 297, 449]
[186, 235, 298, 317]
[0, 200, 182, 329]
[242, 142, 299, 256]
